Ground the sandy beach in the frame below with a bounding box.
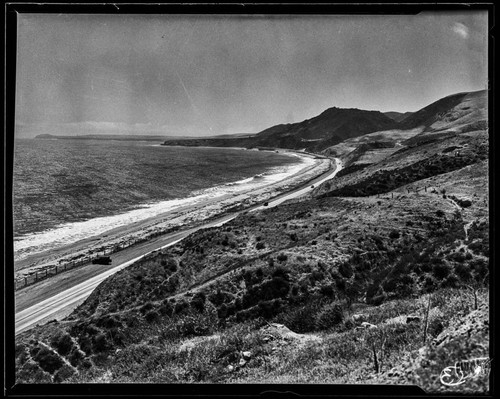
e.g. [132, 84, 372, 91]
[14, 150, 332, 281]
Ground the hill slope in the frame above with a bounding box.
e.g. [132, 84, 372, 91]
[163, 108, 399, 152]
[384, 111, 413, 122]
[15, 90, 489, 391]
[163, 90, 487, 154]
[399, 90, 487, 136]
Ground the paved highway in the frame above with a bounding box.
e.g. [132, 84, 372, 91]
[15, 158, 342, 335]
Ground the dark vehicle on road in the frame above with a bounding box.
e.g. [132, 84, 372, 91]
[92, 256, 112, 265]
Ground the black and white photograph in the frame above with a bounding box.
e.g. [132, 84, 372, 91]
[5, 3, 492, 395]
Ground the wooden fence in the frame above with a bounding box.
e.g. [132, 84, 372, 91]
[14, 226, 181, 291]
[16, 242, 132, 291]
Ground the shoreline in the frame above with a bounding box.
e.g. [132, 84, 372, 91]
[14, 150, 331, 281]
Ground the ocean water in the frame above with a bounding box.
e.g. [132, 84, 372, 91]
[13, 138, 302, 260]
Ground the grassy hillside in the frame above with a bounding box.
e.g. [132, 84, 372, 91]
[399, 90, 487, 131]
[15, 91, 490, 392]
[15, 165, 489, 388]
[316, 132, 487, 198]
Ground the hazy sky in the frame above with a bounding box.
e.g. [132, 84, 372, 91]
[15, 12, 488, 137]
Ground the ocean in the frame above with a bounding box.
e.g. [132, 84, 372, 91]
[13, 138, 301, 261]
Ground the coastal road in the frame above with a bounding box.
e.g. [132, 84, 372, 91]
[15, 236, 185, 334]
[15, 158, 342, 335]
[251, 158, 343, 212]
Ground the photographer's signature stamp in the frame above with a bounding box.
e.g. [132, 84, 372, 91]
[440, 357, 492, 386]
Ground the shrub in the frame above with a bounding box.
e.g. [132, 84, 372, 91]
[277, 253, 288, 262]
[68, 349, 84, 367]
[468, 240, 489, 257]
[259, 277, 290, 300]
[471, 259, 489, 282]
[174, 300, 190, 315]
[166, 275, 180, 292]
[53, 364, 75, 382]
[161, 258, 178, 272]
[190, 292, 206, 313]
[335, 277, 346, 291]
[78, 336, 92, 355]
[320, 284, 335, 298]
[257, 299, 284, 319]
[96, 315, 122, 329]
[315, 303, 344, 330]
[433, 263, 451, 280]
[256, 242, 265, 250]
[386, 273, 417, 298]
[159, 301, 174, 316]
[92, 333, 110, 352]
[175, 313, 214, 337]
[140, 302, 154, 315]
[424, 276, 437, 292]
[389, 230, 400, 240]
[339, 262, 353, 279]
[145, 310, 161, 323]
[51, 333, 74, 356]
[382, 278, 397, 293]
[217, 303, 228, 319]
[427, 317, 445, 339]
[311, 270, 325, 282]
[33, 347, 63, 374]
[441, 273, 460, 288]
[368, 293, 387, 306]
[454, 263, 472, 281]
[272, 266, 289, 280]
[447, 251, 466, 263]
[460, 199, 472, 208]
[279, 302, 321, 333]
[436, 210, 445, 218]
[208, 289, 227, 307]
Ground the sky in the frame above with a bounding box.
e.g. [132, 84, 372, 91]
[15, 11, 489, 137]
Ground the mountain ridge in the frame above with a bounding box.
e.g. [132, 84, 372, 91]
[162, 89, 487, 153]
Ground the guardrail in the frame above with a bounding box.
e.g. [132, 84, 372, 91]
[14, 228, 176, 291]
[15, 250, 116, 291]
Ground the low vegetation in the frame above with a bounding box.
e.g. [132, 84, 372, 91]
[15, 91, 489, 393]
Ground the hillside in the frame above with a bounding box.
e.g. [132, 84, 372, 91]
[384, 111, 413, 123]
[163, 90, 487, 155]
[163, 107, 400, 152]
[399, 90, 487, 143]
[15, 90, 490, 392]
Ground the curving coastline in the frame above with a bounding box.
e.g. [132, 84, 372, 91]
[14, 150, 332, 282]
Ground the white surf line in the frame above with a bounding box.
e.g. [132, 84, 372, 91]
[251, 158, 343, 212]
[15, 237, 185, 335]
[15, 158, 342, 334]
